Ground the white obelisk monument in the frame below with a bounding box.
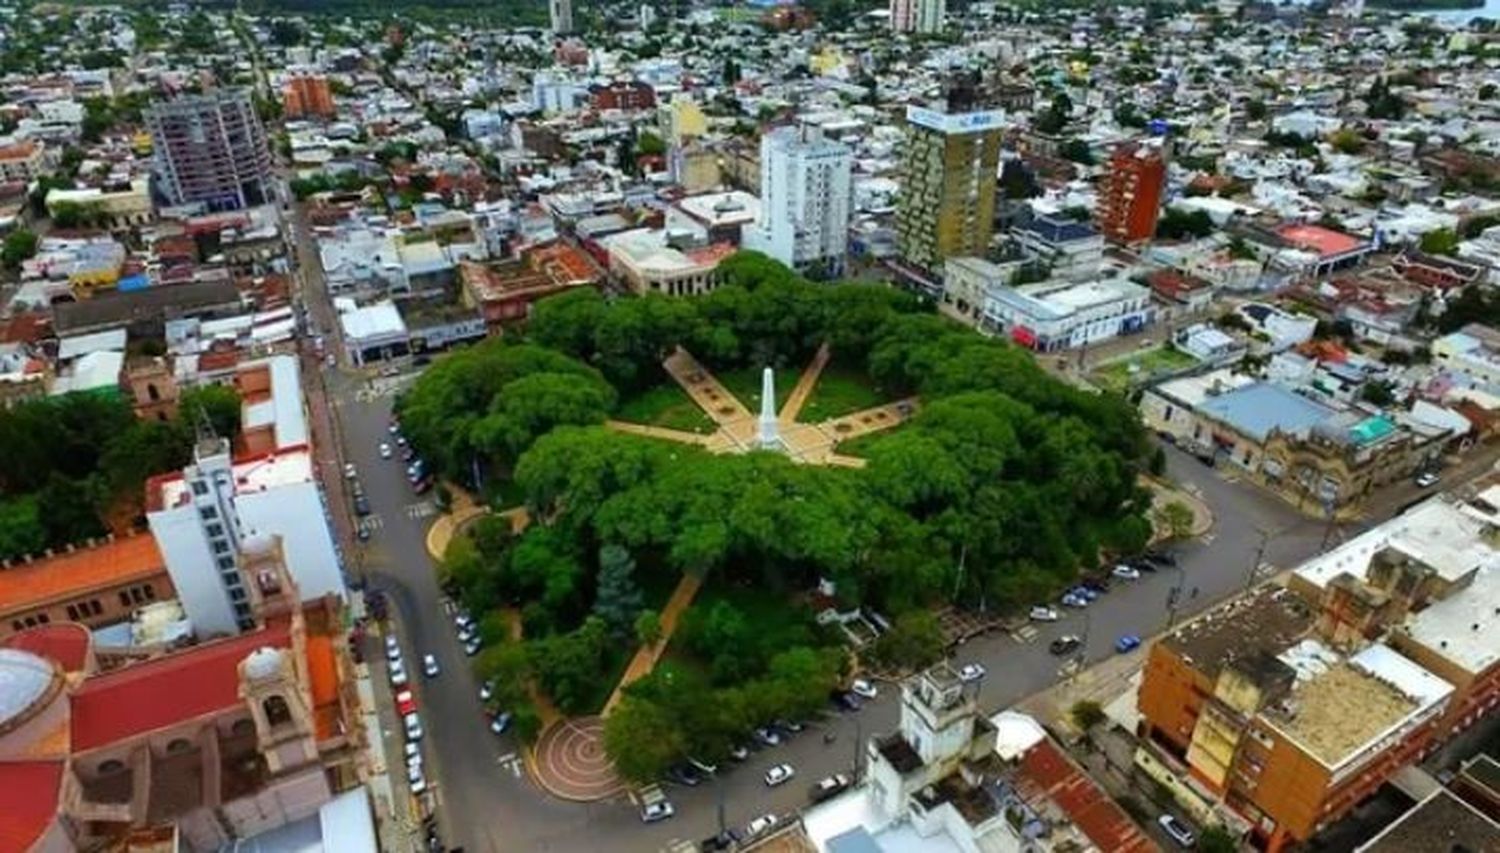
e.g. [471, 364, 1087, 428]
[757, 366, 782, 450]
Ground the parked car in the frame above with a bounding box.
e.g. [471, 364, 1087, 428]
[389, 658, 408, 687]
[640, 801, 675, 823]
[1416, 471, 1440, 488]
[777, 719, 806, 734]
[832, 690, 862, 712]
[1029, 605, 1060, 622]
[1157, 814, 1197, 848]
[753, 727, 782, 747]
[1061, 592, 1089, 609]
[394, 688, 417, 716]
[464, 638, 481, 656]
[810, 774, 850, 803]
[730, 744, 751, 761]
[379, 442, 392, 459]
[1115, 634, 1142, 654]
[403, 713, 424, 742]
[490, 712, 512, 735]
[406, 761, 424, 784]
[480, 679, 494, 702]
[354, 495, 371, 516]
[1111, 564, 1141, 581]
[343, 463, 357, 479]
[403, 742, 421, 766]
[850, 678, 878, 699]
[764, 763, 796, 787]
[422, 654, 440, 678]
[1049, 635, 1083, 656]
[385, 636, 401, 660]
[746, 815, 779, 837]
[959, 663, 987, 682]
[457, 624, 475, 642]
[665, 764, 702, 787]
[454, 612, 473, 631]
[1073, 584, 1102, 601]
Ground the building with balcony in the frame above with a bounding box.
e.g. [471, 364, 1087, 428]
[745, 125, 852, 276]
[1096, 140, 1165, 246]
[894, 103, 1003, 277]
[1136, 584, 1456, 853]
[146, 90, 275, 213]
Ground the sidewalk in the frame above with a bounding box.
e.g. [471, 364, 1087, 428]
[600, 572, 702, 715]
[780, 342, 830, 423]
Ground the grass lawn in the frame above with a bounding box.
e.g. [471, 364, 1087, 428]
[615, 383, 716, 434]
[798, 363, 888, 423]
[716, 366, 797, 414]
[1089, 346, 1198, 394]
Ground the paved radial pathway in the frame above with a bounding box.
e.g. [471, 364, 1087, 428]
[531, 716, 626, 802]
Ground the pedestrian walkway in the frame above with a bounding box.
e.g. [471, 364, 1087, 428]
[604, 419, 714, 446]
[779, 342, 830, 423]
[601, 572, 702, 715]
[663, 347, 752, 426]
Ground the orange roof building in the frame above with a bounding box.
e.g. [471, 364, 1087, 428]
[0, 534, 173, 639]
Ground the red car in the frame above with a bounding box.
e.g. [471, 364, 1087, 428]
[395, 688, 417, 717]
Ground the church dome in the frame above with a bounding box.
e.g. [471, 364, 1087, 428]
[0, 649, 61, 732]
[242, 647, 286, 682]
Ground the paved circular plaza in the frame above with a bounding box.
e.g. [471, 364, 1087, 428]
[530, 716, 625, 802]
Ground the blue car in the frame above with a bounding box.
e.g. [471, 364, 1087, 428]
[1115, 635, 1142, 654]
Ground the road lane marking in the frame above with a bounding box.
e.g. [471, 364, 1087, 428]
[405, 501, 437, 519]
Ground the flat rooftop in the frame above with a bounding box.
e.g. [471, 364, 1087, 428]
[1398, 565, 1500, 675]
[1293, 498, 1495, 593]
[1198, 381, 1337, 443]
[1356, 789, 1500, 853]
[1262, 644, 1450, 771]
[1164, 585, 1314, 680]
[157, 449, 315, 510]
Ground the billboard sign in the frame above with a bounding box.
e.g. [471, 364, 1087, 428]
[906, 105, 1006, 135]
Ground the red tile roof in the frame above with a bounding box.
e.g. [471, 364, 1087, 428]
[3, 623, 92, 674]
[0, 534, 167, 618]
[0, 761, 63, 852]
[1018, 739, 1157, 853]
[69, 624, 289, 752]
[1277, 224, 1365, 259]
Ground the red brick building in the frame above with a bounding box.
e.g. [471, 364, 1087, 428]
[1096, 141, 1165, 245]
[590, 81, 656, 112]
[283, 75, 335, 120]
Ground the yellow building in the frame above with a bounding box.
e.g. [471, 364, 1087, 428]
[664, 95, 708, 144]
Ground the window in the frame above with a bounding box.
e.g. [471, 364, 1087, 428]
[37, 613, 48, 624]
[199, 506, 217, 521]
[263, 695, 292, 726]
[144, 584, 156, 601]
[217, 556, 235, 571]
[192, 481, 209, 496]
[11, 620, 21, 631]
[67, 604, 80, 620]
[119, 591, 132, 608]
[90, 601, 103, 617]
[212, 540, 230, 555]
[229, 587, 247, 602]
[206, 523, 223, 537]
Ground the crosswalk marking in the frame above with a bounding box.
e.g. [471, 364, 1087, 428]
[405, 501, 436, 519]
[360, 514, 384, 531]
[496, 752, 522, 777]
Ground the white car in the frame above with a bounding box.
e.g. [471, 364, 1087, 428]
[457, 625, 475, 643]
[1415, 471, 1440, 488]
[384, 636, 401, 660]
[403, 713, 424, 741]
[640, 801, 675, 823]
[410, 773, 427, 795]
[959, 663, 987, 682]
[379, 442, 392, 459]
[464, 638, 481, 657]
[1111, 564, 1142, 581]
[764, 763, 795, 787]
[388, 658, 408, 687]
[404, 742, 421, 766]
[422, 654, 440, 678]
[850, 678, 878, 699]
[479, 680, 494, 702]
[343, 462, 357, 479]
[746, 814, 779, 836]
[406, 761, 423, 784]
[1029, 605, 1060, 622]
[1157, 814, 1197, 848]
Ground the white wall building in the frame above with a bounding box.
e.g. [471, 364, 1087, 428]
[981, 277, 1155, 352]
[745, 124, 853, 276]
[890, 0, 945, 33]
[148, 440, 344, 636]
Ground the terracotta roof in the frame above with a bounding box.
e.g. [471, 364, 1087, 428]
[0, 313, 51, 345]
[3, 623, 92, 674]
[1018, 739, 1156, 853]
[306, 633, 340, 741]
[0, 760, 63, 852]
[0, 535, 167, 617]
[1276, 224, 1365, 259]
[69, 624, 290, 752]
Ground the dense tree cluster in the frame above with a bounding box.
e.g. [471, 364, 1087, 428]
[0, 387, 240, 560]
[411, 252, 1150, 777]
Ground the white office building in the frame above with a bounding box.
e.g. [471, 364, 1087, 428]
[745, 124, 853, 276]
[981, 277, 1155, 352]
[550, 0, 573, 34]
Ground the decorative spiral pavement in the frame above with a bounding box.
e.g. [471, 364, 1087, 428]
[530, 716, 625, 801]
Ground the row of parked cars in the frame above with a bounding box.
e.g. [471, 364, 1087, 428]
[385, 635, 439, 795]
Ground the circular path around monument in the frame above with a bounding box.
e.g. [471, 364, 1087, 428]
[531, 716, 626, 801]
